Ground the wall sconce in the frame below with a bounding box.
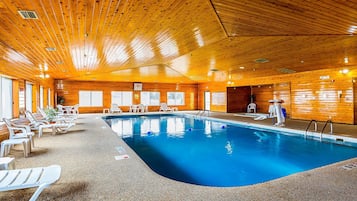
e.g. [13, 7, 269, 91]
[39, 73, 50, 79]
[56, 80, 64, 89]
[337, 90, 342, 98]
[344, 57, 349, 64]
[38, 63, 50, 78]
[227, 80, 235, 85]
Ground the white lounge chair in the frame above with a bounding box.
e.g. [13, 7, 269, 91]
[71, 104, 79, 116]
[56, 104, 66, 115]
[25, 111, 75, 137]
[37, 107, 75, 123]
[110, 104, 122, 113]
[0, 165, 61, 201]
[159, 103, 175, 112]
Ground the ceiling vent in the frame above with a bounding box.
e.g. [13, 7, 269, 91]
[255, 58, 269, 63]
[278, 68, 296, 74]
[210, 68, 219, 72]
[45, 47, 56, 52]
[18, 10, 38, 19]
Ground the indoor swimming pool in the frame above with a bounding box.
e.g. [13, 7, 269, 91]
[104, 114, 357, 187]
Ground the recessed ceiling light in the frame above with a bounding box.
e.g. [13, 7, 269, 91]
[239, 66, 245, 69]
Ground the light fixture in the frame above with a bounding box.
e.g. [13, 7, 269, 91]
[339, 69, 349, 74]
[38, 62, 50, 79]
[39, 73, 50, 79]
[344, 57, 349, 64]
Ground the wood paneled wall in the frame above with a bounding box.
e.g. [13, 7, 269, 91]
[273, 83, 291, 116]
[196, 67, 356, 124]
[251, 85, 274, 114]
[0, 124, 9, 143]
[56, 81, 198, 113]
[197, 82, 227, 111]
[354, 79, 357, 124]
[290, 72, 353, 123]
[3, 67, 356, 125]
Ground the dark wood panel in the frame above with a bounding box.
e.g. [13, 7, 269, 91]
[227, 86, 250, 113]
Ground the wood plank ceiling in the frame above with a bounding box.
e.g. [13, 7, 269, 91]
[0, 0, 356, 83]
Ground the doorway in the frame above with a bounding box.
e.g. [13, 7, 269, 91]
[204, 91, 210, 111]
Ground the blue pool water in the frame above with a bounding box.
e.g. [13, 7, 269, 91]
[104, 114, 357, 187]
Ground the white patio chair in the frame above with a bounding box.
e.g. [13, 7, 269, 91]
[110, 104, 122, 113]
[247, 103, 256, 113]
[3, 118, 35, 150]
[70, 104, 79, 118]
[56, 104, 65, 115]
[159, 103, 173, 112]
[0, 165, 61, 201]
[0, 138, 30, 157]
[138, 104, 148, 112]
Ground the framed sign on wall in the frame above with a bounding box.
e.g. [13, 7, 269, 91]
[133, 82, 143, 91]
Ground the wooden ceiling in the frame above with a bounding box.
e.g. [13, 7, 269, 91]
[0, 0, 356, 83]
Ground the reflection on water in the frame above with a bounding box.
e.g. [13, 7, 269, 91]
[109, 115, 227, 140]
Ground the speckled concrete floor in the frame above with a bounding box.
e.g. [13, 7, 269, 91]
[1, 112, 356, 201]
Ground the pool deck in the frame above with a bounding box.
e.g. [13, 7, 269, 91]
[1, 111, 356, 201]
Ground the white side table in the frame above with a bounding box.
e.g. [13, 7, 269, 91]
[0, 157, 15, 170]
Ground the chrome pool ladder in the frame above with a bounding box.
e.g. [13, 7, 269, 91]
[320, 119, 333, 141]
[195, 110, 210, 117]
[305, 120, 318, 138]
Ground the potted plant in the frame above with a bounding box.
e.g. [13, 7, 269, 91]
[57, 96, 65, 105]
[44, 108, 57, 122]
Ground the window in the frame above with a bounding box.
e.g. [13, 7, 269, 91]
[26, 83, 33, 112]
[79, 90, 103, 107]
[111, 91, 133, 106]
[140, 91, 160, 106]
[212, 92, 226, 105]
[47, 88, 51, 108]
[39, 86, 44, 108]
[167, 92, 184, 105]
[0, 77, 13, 119]
[19, 89, 25, 109]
